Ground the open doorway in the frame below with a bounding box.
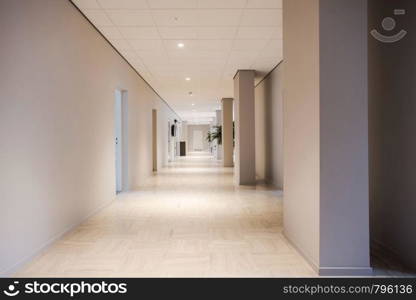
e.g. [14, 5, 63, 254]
[192, 130, 203, 151]
[167, 121, 172, 162]
[152, 109, 158, 172]
[114, 89, 128, 194]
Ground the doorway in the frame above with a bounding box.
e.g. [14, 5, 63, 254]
[192, 130, 203, 151]
[152, 109, 157, 172]
[167, 121, 172, 162]
[115, 89, 128, 194]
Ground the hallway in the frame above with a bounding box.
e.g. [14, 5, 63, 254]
[15, 154, 315, 278]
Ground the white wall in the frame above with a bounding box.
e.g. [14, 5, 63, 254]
[234, 70, 256, 185]
[0, 0, 179, 275]
[187, 125, 210, 152]
[283, 0, 321, 271]
[254, 64, 284, 189]
[319, 0, 370, 274]
[283, 0, 370, 275]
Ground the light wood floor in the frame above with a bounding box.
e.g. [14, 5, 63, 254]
[15, 153, 316, 277]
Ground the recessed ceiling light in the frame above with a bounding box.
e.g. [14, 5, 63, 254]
[185, 77, 191, 81]
[177, 43, 185, 48]
[192, 103, 195, 106]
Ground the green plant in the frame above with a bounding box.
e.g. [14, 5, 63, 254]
[209, 125, 222, 145]
[233, 121, 235, 146]
[206, 131, 212, 143]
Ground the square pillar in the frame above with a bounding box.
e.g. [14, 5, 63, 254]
[234, 70, 256, 185]
[283, 0, 371, 276]
[215, 109, 223, 160]
[222, 98, 234, 167]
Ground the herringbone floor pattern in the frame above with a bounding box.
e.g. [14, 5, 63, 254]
[15, 153, 315, 277]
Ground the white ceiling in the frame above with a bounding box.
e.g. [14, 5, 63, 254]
[72, 0, 283, 124]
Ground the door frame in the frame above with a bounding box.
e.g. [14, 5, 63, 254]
[115, 89, 128, 194]
[152, 109, 158, 172]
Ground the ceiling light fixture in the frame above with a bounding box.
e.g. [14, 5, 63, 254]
[192, 103, 195, 106]
[177, 42, 185, 48]
[185, 77, 191, 81]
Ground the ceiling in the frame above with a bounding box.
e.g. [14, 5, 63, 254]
[72, 0, 283, 124]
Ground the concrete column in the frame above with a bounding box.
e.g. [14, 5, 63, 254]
[283, 0, 370, 276]
[222, 98, 234, 167]
[181, 121, 188, 143]
[215, 109, 223, 160]
[234, 70, 255, 185]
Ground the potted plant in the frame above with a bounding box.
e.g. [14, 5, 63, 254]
[208, 125, 222, 145]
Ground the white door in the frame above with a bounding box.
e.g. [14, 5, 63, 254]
[115, 90, 124, 193]
[152, 109, 157, 172]
[167, 122, 171, 162]
[193, 130, 203, 151]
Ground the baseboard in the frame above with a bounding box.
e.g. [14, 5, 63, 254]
[319, 267, 373, 277]
[0, 199, 114, 277]
[255, 178, 283, 193]
[283, 230, 373, 277]
[283, 230, 320, 275]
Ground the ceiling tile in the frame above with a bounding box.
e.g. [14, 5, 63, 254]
[152, 10, 199, 27]
[232, 39, 269, 51]
[197, 9, 242, 26]
[72, 0, 101, 9]
[197, 50, 229, 59]
[119, 27, 160, 39]
[198, 40, 233, 51]
[262, 39, 283, 57]
[252, 57, 281, 72]
[109, 39, 132, 50]
[163, 39, 199, 50]
[197, 27, 237, 39]
[137, 49, 168, 60]
[75, 2, 283, 122]
[107, 10, 154, 26]
[197, 0, 246, 8]
[148, 0, 198, 9]
[236, 26, 282, 39]
[240, 9, 282, 27]
[83, 10, 113, 26]
[246, 0, 282, 9]
[129, 39, 164, 50]
[228, 50, 259, 60]
[129, 59, 146, 70]
[97, 0, 148, 9]
[158, 27, 198, 39]
[97, 26, 123, 39]
[118, 49, 139, 60]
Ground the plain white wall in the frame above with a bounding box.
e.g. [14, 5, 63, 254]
[283, 0, 321, 270]
[319, 0, 370, 274]
[0, 0, 179, 275]
[283, 0, 370, 276]
[234, 71, 256, 185]
[187, 125, 210, 152]
[254, 64, 284, 189]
